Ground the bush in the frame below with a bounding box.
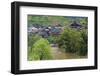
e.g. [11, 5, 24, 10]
[78, 30, 88, 56]
[47, 36, 57, 44]
[57, 28, 88, 56]
[29, 38, 53, 60]
[28, 34, 41, 50]
[57, 28, 82, 53]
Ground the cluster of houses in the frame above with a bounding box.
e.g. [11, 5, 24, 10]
[28, 25, 62, 38]
[28, 22, 83, 38]
[70, 21, 82, 29]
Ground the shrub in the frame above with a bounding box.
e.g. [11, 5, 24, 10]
[78, 30, 88, 56]
[29, 38, 53, 60]
[47, 36, 57, 44]
[57, 28, 82, 53]
[57, 28, 88, 56]
[28, 34, 41, 50]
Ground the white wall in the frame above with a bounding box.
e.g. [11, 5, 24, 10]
[0, 0, 99, 76]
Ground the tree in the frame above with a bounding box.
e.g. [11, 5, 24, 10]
[28, 34, 41, 51]
[57, 28, 88, 56]
[78, 30, 88, 56]
[57, 28, 82, 53]
[29, 38, 53, 60]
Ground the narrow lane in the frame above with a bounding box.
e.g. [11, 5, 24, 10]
[51, 47, 87, 60]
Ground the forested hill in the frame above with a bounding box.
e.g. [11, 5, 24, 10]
[28, 15, 88, 27]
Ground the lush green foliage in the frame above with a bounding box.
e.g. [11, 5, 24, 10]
[47, 36, 57, 44]
[57, 28, 87, 56]
[28, 35, 41, 46]
[28, 15, 87, 27]
[28, 38, 53, 60]
[78, 30, 88, 56]
[28, 34, 41, 51]
[57, 28, 81, 53]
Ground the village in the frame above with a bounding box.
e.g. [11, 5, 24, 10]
[28, 15, 88, 61]
[28, 21, 83, 39]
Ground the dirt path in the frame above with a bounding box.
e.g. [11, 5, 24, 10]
[51, 47, 86, 60]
